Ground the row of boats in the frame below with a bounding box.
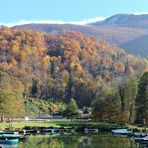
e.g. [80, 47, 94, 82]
[1, 128, 148, 146]
[23, 128, 100, 134]
[0, 127, 100, 145]
[0, 128, 73, 145]
[0, 128, 67, 145]
[112, 129, 148, 146]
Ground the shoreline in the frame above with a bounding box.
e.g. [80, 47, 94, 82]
[0, 120, 125, 131]
[0, 120, 147, 133]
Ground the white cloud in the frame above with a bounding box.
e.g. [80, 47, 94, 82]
[0, 17, 106, 27]
[133, 12, 148, 15]
[73, 17, 106, 25]
[1, 12, 148, 27]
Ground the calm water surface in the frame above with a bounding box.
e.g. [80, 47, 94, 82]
[19, 133, 137, 148]
[1, 133, 138, 148]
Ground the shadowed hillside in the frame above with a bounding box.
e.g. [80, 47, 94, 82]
[120, 34, 148, 57]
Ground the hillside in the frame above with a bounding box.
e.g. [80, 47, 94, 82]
[14, 23, 148, 45]
[0, 26, 147, 107]
[90, 14, 148, 29]
[89, 14, 148, 57]
[120, 34, 148, 57]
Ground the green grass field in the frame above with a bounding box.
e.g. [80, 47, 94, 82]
[0, 121, 58, 130]
[0, 120, 125, 130]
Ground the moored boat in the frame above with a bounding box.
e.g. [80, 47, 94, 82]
[133, 132, 148, 138]
[0, 131, 19, 135]
[0, 134, 20, 138]
[40, 128, 65, 134]
[23, 129, 39, 134]
[0, 138, 19, 144]
[40, 128, 54, 134]
[112, 129, 133, 136]
[0, 134, 20, 144]
[84, 128, 99, 133]
[135, 136, 148, 146]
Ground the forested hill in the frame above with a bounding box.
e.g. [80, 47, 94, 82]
[0, 26, 147, 108]
[13, 23, 148, 53]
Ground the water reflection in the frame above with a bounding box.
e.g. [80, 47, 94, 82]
[0, 144, 18, 148]
[18, 133, 136, 148]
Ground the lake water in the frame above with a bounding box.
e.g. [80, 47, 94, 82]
[18, 133, 137, 148]
[0, 133, 138, 148]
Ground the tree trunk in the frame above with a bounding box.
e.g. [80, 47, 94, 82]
[121, 96, 125, 112]
[1, 113, 4, 122]
[119, 85, 125, 112]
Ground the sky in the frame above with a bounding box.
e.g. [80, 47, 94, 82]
[1, 0, 148, 26]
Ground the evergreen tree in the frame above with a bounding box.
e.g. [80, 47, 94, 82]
[65, 70, 74, 102]
[126, 78, 138, 124]
[135, 72, 148, 125]
[63, 99, 79, 119]
[50, 60, 58, 79]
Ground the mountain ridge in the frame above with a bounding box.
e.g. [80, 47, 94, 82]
[89, 13, 148, 28]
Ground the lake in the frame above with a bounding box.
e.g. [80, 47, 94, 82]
[17, 133, 137, 148]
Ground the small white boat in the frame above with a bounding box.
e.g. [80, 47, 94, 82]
[135, 136, 148, 144]
[142, 136, 148, 141]
[134, 132, 148, 138]
[112, 129, 132, 136]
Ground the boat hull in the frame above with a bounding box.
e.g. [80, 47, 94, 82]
[0, 139, 19, 144]
[0, 134, 20, 138]
[0, 134, 20, 144]
[112, 129, 133, 136]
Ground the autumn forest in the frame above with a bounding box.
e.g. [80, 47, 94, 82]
[0, 26, 148, 124]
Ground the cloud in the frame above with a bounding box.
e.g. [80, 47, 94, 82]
[0, 17, 106, 27]
[1, 12, 148, 27]
[133, 12, 148, 15]
[72, 17, 106, 25]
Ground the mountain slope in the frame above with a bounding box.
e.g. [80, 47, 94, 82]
[120, 34, 148, 57]
[89, 14, 148, 57]
[13, 23, 148, 45]
[90, 14, 148, 29]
